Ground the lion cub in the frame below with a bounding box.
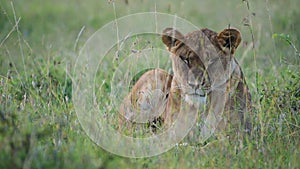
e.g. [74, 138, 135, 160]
[119, 27, 252, 141]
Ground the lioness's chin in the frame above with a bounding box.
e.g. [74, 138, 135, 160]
[184, 94, 207, 108]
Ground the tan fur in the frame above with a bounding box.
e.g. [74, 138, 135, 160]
[119, 27, 252, 139]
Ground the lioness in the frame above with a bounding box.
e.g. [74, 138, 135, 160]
[119, 27, 252, 141]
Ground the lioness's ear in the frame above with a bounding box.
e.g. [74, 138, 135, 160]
[217, 28, 241, 54]
[162, 28, 185, 50]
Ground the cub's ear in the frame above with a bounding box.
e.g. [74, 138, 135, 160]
[217, 28, 241, 54]
[162, 28, 185, 50]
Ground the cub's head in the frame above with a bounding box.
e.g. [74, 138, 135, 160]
[162, 27, 241, 100]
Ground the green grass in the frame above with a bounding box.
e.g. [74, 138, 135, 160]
[0, 0, 299, 168]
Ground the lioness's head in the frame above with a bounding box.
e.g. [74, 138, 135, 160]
[162, 27, 241, 101]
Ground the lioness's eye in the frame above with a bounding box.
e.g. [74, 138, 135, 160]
[179, 55, 189, 65]
[183, 59, 189, 64]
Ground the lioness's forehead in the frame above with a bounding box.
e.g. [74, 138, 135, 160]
[176, 29, 221, 68]
[184, 29, 217, 45]
[183, 29, 217, 54]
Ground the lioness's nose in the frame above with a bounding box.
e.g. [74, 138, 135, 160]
[187, 81, 200, 89]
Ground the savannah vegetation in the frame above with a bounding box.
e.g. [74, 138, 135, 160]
[0, 0, 299, 168]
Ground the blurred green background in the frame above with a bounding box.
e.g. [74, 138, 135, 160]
[0, 0, 299, 168]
